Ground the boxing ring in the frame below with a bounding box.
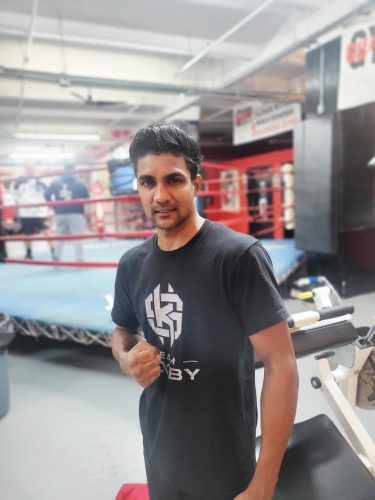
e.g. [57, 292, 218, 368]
[0, 161, 304, 346]
[0, 238, 303, 346]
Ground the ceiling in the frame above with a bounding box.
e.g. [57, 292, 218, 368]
[0, 0, 374, 168]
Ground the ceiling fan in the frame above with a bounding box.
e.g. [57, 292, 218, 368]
[70, 88, 127, 107]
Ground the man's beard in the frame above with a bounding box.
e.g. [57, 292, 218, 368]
[150, 206, 193, 231]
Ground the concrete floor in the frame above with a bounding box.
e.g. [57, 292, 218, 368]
[0, 339, 144, 500]
[0, 292, 374, 500]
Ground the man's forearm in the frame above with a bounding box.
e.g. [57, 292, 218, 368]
[111, 326, 142, 361]
[111, 326, 161, 386]
[253, 357, 298, 491]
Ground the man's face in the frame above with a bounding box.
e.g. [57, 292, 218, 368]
[137, 153, 201, 232]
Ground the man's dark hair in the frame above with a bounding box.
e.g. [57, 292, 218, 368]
[129, 123, 203, 180]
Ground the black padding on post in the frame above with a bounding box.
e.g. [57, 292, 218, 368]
[318, 305, 354, 321]
[256, 415, 374, 500]
[294, 116, 340, 254]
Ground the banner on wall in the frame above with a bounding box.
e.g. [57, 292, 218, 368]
[233, 101, 301, 146]
[338, 17, 375, 111]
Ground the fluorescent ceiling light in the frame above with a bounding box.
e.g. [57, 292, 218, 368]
[14, 133, 100, 141]
[9, 152, 75, 160]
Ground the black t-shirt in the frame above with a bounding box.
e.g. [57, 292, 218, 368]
[112, 220, 288, 498]
[44, 175, 89, 214]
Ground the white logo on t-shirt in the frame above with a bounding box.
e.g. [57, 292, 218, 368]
[145, 283, 183, 346]
[59, 183, 73, 200]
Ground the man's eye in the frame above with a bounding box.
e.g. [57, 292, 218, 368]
[139, 179, 154, 187]
[169, 177, 183, 184]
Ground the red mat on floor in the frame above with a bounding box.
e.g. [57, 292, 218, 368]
[116, 484, 149, 500]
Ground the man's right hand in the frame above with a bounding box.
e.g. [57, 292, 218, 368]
[119, 340, 161, 388]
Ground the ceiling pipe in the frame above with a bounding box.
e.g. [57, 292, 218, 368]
[0, 27, 197, 58]
[24, 0, 39, 63]
[0, 26, 257, 60]
[222, 0, 375, 88]
[0, 66, 303, 102]
[176, 0, 274, 74]
[201, 104, 237, 122]
[15, 0, 40, 132]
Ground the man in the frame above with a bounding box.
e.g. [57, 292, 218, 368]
[45, 164, 89, 261]
[14, 165, 55, 260]
[111, 124, 298, 500]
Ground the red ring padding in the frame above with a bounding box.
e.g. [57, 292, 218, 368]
[115, 484, 149, 500]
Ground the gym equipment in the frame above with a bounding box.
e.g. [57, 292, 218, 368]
[267, 277, 374, 499]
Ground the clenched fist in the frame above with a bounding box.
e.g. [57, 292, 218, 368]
[119, 340, 161, 388]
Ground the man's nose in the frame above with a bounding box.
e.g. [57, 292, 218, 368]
[154, 183, 171, 203]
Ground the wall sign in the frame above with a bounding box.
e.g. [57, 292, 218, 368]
[233, 101, 301, 145]
[338, 17, 375, 110]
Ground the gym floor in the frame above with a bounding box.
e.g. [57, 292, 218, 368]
[0, 289, 374, 500]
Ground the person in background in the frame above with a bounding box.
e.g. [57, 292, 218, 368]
[14, 165, 55, 260]
[44, 164, 89, 261]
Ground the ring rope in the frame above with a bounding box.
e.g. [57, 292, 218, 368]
[0, 231, 154, 242]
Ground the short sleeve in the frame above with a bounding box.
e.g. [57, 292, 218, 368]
[81, 182, 90, 198]
[111, 259, 139, 329]
[232, 242, 289, 336]
[77, 181, 90, 199]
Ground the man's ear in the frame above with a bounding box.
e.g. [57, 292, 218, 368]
[193, 174, 203, 195]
